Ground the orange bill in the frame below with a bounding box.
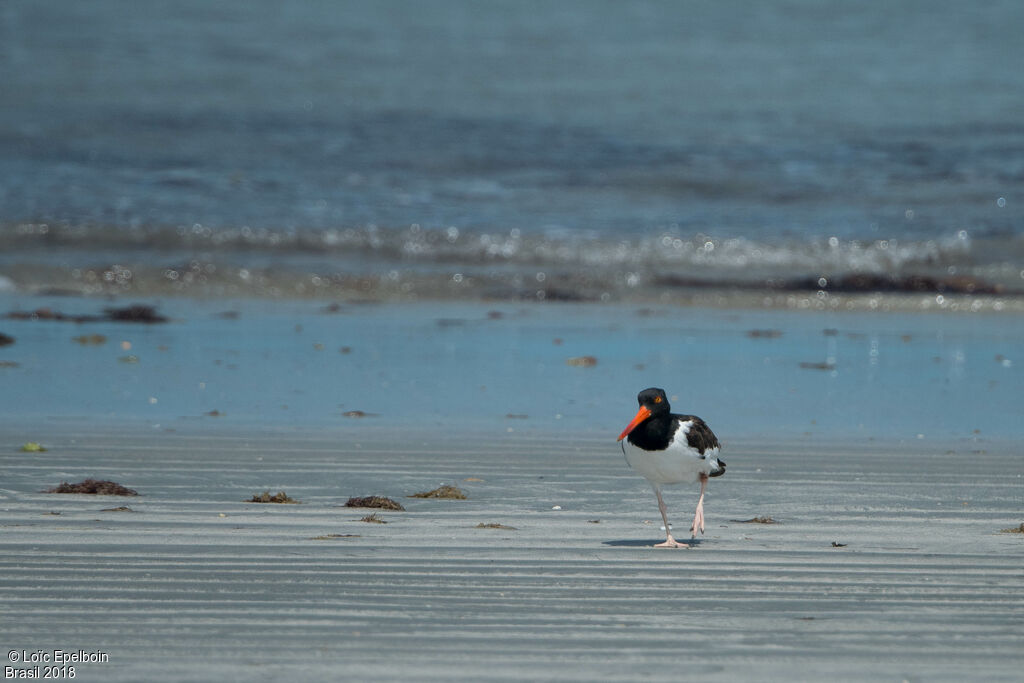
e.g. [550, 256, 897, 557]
[617, 405, 652, 441]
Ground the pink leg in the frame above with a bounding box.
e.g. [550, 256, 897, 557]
[690, 474, 708, 537]
[652, 486, 689, 548]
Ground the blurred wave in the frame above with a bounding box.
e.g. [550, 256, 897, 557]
[2, 222, 1021, 312]
[2, 1, 1023, 312]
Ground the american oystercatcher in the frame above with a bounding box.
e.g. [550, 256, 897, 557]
[617, 387, 726, 548]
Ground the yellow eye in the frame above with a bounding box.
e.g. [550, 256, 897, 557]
[654, 396, 662, 404]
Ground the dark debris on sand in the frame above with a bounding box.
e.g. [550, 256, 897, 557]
[409, 485, 467, 500]
[72, 334, 107, 345]
[655, 272, 1013, 295]
[518, 287, 595, 302]
[345, 496, 405, 511]
[746, 329, 783, 339]
[733, 516, 778, 524]
[799, 361, 836, 371]
[5, 304, 168, 324]
[247, 490, 299, 504]
[310, 533, 360, 540]
[47, 479, 138, 496]
[342, 410, 377, 418]
[103, 305, 168, 323]
[5, 308, 71, 321]
[792, 273, 1006, 295]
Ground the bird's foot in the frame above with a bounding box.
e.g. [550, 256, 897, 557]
[690, 504, 705, 537]
[654, 535, 690, 549]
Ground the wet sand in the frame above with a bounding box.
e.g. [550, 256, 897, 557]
[2, 420, 1021, 682]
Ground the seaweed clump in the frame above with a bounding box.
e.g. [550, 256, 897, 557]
[247, 490, 299, 504]
[733, 516, 778, 524]
[47, 479, 138, 496]
[310, 533, 360, 540]
[409, 485, 467, 500]
[345, 496, 405, 511]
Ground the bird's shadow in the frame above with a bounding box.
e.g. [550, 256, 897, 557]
[603, 538, 704, 548]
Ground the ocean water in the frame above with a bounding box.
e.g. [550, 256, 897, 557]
[2, 1, 1023, 304]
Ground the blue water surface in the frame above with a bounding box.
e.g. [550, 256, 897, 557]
[1, 297, 1020, 441]
[3, 1, 1021, 242]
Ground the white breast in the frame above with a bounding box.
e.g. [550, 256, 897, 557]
[621, 423, 719, 486]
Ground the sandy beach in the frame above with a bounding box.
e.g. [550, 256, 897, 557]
[2, 411, 1022, 681]
[5, 2, 1024, 680]
[2, 297, 1022, 682]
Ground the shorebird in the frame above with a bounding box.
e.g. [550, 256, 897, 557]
[617, 387, 726, 548]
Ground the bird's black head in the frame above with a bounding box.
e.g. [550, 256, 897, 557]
[637, 387, 671, 415]
[617, 387, 672, 442]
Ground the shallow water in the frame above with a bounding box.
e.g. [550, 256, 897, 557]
[1, 296, 1020, 440]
